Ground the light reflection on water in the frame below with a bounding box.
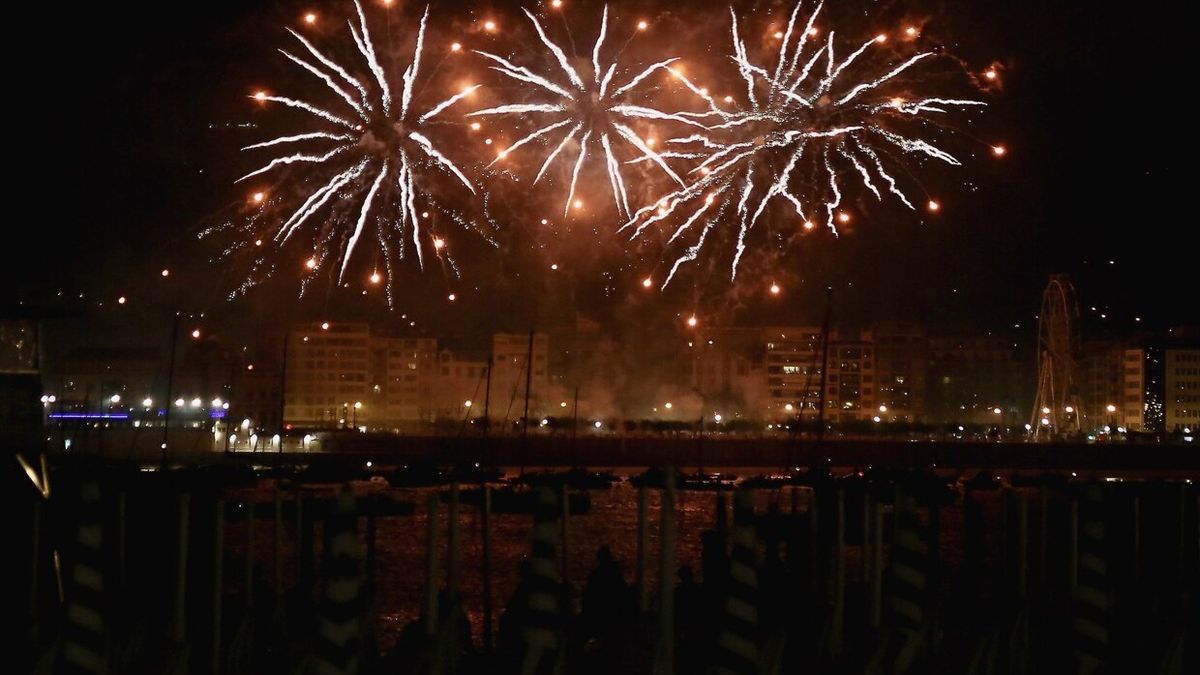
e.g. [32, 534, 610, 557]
[222, 477, 989, 651]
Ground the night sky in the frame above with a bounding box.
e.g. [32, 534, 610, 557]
[11, 0, 1191, 351]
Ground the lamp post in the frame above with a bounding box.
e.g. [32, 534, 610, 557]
[353, 401, 362, 430]
[161, 313, 181, 469]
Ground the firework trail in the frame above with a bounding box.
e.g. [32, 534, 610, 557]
[623, 1, 986, 288]
[467, 5, 711, 220]
[226, 1, 491, 301]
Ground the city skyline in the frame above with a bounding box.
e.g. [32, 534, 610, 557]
[38, 306, 1200, 436]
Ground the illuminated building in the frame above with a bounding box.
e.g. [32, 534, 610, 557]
[434, 350, 489, 421]
[370, 335, 439, 429]
[284, 322, 371, 428]
[824, 332, 876, 423]
[1079, 341, 1145, 431]
[490, 333, 550, 423]
[1165, 346, 1200, 433]
[764, 326, 823, 418]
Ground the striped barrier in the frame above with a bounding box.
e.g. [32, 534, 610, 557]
[889, 489, 929, 674]
[519, 487, 564, 675]
[1073, 485, 1110, 675]
[313, 486, 363, 675]
[714, 489, 760, 675]
[58, 481, 108, 675]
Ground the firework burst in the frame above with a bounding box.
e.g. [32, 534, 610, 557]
[624, 1, 987, 288]
[223, 1, 491, 301]
[467, 5, 708, 220]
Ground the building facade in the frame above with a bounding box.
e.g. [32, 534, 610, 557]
[763, 326, 823, 420]
[283, 322, 371, 428]
[1165, 348, 1200, 432]
[926, 336, 1030, 426]
[1078, 341, 1146, 431]
[434, 350, 489, 422]
[489, 333, 550, 425]
[825, 333, 877, 424]
[872, 323, 928, 423]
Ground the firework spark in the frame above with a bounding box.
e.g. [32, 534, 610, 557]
[624, 1, 986, 288]
[467, 5, 707, 219]
[224, 1, 491, 300]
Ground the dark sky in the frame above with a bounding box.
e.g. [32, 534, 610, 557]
[11, 0, 1192, 349]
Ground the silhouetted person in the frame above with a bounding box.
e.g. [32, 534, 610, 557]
[701, 529, 730, 600]
[498, 558, 535, 668]
[582, 546, 630, 633]
[673, 564, 706, 673]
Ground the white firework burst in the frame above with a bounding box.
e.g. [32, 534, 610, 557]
[624, 1, 986, 288]
[234, 1, 490, 298]
[467, 5, 709, 220]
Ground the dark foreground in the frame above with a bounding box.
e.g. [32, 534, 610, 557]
[20, 456, 1200, 674]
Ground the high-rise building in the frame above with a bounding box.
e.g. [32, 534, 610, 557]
[763, 326, 823, 419]
[283, 322, 371, 428]
[370, 335, 438, 428]
[1078, 341, 1145, 431]
[1165, 347, 1200, 432]
[434, 349, 488, 421]
[872, 322, 928, 423]
[490, 332, 550, 424]
[825, 332, 876, 423]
